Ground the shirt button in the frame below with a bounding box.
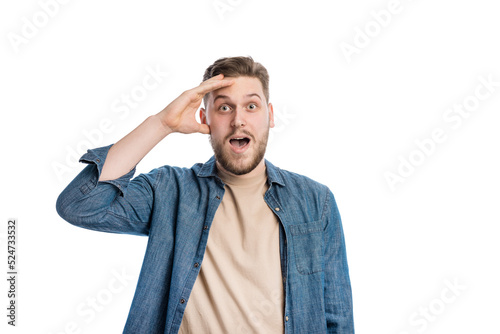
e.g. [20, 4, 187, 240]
[203, 225, 208, 230]
[285, 316, 289, 321]
[216, 195, 221, 200]
[275, 207, 280, 211]
[194, 263, 199, 268]
[180, 298, 185, 304]
[96, 159, 100, 163]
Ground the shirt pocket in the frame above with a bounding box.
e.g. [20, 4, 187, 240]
[289, 221, 324, 275]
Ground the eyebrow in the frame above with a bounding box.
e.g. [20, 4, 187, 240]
[213, 93, 262, 103]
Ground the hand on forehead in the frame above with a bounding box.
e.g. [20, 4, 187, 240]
[205, 76, 266, 105]
[199, 74, 235, 96]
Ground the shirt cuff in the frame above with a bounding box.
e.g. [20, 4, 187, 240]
[79, 144, 136, 196]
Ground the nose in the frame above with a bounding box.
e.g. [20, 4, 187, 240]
[231, 107, 246, 128]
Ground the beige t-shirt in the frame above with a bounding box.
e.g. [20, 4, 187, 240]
[179, 165, 284, 334]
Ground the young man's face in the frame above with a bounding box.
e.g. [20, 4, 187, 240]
[201, 76, 275, 176]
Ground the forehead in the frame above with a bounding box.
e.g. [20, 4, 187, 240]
[209, 76, 265, 102]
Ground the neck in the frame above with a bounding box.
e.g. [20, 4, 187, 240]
[215, 159, 267, 186]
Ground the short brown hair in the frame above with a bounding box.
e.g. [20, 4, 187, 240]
[202, 56, 270, 105]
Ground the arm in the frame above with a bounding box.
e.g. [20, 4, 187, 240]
[100, 74, 234, 181]
[56, 74, 234, 233]
[324, 190, 355, 333]
[56, 145, 158, 235]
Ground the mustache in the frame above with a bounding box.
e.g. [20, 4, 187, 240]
[224, 129, 255, 142]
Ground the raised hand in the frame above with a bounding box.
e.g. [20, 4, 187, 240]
[157, 74, 234, 135]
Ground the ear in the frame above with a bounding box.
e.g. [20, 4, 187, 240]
[268, 103, 275, 128]
[200, 107, 208, 125]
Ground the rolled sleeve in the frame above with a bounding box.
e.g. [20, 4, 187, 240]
[78, 144, 136, 197]
[56, 144, 159, 236]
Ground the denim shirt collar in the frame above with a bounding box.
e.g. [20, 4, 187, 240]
[196, 155, 285, 187]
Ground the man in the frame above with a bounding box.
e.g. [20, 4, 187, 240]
[56, 56, 354, 333]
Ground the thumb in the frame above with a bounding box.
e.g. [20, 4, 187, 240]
[198, 123, 211, 135]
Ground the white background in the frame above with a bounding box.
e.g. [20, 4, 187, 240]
[1, 0, 499, 333]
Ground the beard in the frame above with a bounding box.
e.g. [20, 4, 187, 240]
[209, 127, 270, 175]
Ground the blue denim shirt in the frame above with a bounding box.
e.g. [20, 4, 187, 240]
[56, 144, 354, 333]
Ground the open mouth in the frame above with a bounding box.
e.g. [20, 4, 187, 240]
[229, 137, 250, 148]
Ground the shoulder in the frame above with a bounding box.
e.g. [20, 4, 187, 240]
[268, 160, 330, 195]
[266, 160, 334, 210]
[282, 168, 328, 190]
[134, 163, 204, 189]
[267, 162, 341, 224]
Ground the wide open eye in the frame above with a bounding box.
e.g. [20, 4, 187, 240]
[248, 103, 257, 110]
[219, 105, 231, 112]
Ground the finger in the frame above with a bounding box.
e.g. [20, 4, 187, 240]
[204, 73, 224, 82]
[198, 123, 211, 135]
[196, 74, 225, 87]
[196, 76, 235, 96]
